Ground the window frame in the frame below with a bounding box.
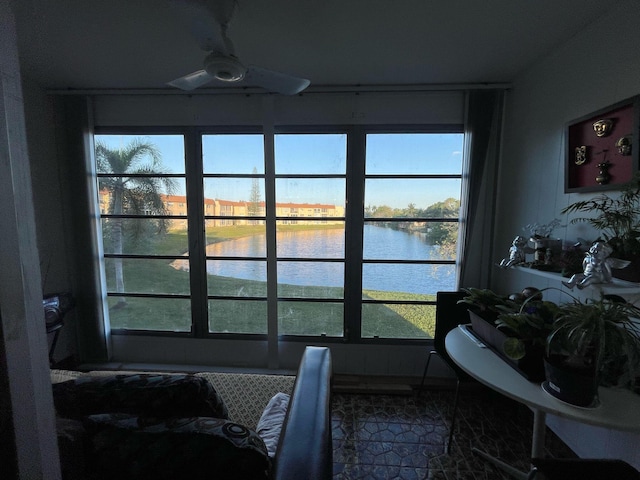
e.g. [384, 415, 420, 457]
[271, 127, 349, 340]
[358, 126, 463, 341]
[93, 123, 464, 345]
[95, 128, 195, 338]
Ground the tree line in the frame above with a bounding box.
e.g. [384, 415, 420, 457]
[365, 198, 460, 248]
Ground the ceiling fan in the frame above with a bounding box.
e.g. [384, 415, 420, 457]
[168, 0, 310, 95]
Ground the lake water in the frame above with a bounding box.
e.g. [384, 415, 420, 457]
[175, 225, 456, 294]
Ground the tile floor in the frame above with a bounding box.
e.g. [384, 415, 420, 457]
[331, 384, 576, 479]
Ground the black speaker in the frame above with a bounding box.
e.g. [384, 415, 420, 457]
[43, 292, 74, 333]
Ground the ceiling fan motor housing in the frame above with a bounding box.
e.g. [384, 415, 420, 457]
[204, 52, 246, 82]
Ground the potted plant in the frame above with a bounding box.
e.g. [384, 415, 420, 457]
[544, 294, 640, 407]
[458, 287, 522, 338]
[524, 219, 562, 265]
[458, 287, 518, 317]
[561, 172, 640, 282]
[459, 287, 555, 381]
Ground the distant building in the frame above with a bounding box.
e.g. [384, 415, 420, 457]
[99, 190, 345, 229]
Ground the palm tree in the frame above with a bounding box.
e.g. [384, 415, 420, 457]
[95, 138, 177, 306]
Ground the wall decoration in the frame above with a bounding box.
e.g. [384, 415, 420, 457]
[616, 135, 632, 156]
[575, 145, 587, 165]
[592, 119, 613, 137]
[595, 159, 611, 185]
[565, 95, 639, 193]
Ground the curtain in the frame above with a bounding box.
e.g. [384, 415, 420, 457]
[457, 89, 506, 289]
[62, 95, 112, 363]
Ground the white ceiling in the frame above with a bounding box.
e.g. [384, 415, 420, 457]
[11, 0, 618, 93]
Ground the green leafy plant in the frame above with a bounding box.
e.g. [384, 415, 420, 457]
[461, 287, 640, 390]
[458, 287, 519, 317]
[524, 218, 561, 240]
[561, 172, 640, 260]
[495, 299, 559, 348]
[547, 294, 640, 389]
[459, 287, 557, 359]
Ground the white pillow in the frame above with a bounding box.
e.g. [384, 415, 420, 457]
[256, 392, 290, 457]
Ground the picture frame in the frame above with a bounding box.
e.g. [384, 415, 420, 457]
[564, 95, 639, 193]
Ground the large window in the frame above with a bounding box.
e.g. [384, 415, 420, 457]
[94, 128, 463, 341]
[362, 133, 462, 339]
[275, 133, 347, 336]
[202, 133, 268, 334]
[96, 134, 190, 332]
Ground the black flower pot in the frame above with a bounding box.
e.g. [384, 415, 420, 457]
[612, 257, 640, 283]
[543, 356, 599, 407]
[468, 310, 545, 381]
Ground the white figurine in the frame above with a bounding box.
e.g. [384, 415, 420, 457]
[499, 235, 528, 268]
[562, 241, 629, 290]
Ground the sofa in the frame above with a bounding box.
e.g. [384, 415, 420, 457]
[51, 346, 333, 480]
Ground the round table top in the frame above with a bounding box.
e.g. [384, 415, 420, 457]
[445, 326, 640, 432]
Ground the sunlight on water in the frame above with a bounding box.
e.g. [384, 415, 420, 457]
[171, 225, 455, 293]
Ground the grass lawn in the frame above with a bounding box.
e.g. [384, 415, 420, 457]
[106, 227, 436, 338]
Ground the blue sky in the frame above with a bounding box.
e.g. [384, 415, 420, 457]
[95, 133, 463, 209]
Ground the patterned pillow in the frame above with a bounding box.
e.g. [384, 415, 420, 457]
[52, 374, 228, 420]
[84, 414, 270, 480]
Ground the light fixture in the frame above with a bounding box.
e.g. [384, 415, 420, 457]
[204, 52, 246, 82]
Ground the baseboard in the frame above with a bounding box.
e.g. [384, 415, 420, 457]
[331, 373, 459, 395]
[333, 382, 414, 395]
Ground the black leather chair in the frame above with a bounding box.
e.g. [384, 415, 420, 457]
[417, 290, 474, 453]
[527, 457, 640, 480]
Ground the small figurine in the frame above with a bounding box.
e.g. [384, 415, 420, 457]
[595, 160, 611, 185]
[562, 241, 629, 290]
[499, 235, 528, 268]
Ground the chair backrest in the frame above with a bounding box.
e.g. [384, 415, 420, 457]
[434, 291, 471, 377]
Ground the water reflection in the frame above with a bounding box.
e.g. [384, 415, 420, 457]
[205, 259, 267, 282]
[276, 229, 344, 258]
[364, 225, 450, 261]
[208, 234, 266, 257]
[171, 225, 455, 292]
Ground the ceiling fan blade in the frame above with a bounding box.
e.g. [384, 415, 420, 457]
[167, 69, 214, 90]
[169, 0, 232, 53]
[245, 66, 310, 95]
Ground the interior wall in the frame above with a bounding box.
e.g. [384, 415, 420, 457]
[22, 79, 79, 366]
[493, 0, 640, 466]
[92, 90, 464, 126]
[1, 1, 61, 477]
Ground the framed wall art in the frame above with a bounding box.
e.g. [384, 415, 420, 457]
[564, 95, 639, 193]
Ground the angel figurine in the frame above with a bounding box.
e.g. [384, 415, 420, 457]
[562, 241, 630, 290]
[499, 235, 529, 268]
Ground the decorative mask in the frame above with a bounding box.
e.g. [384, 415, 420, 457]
[593, 119, 613, 137]
[615, 135, 632, 156]
[575, 145, 587, 165]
